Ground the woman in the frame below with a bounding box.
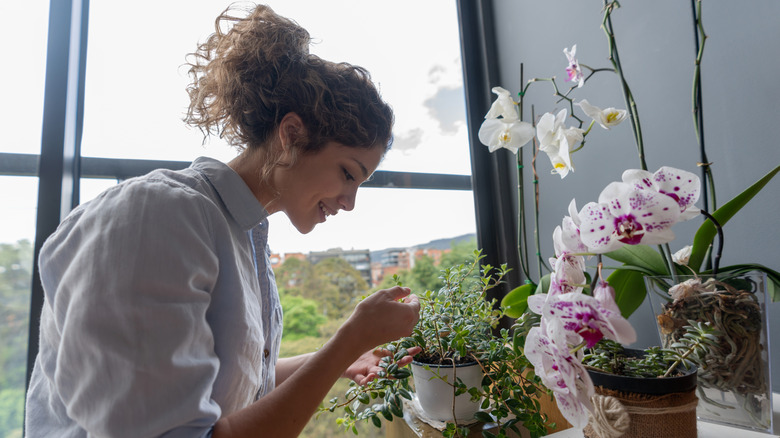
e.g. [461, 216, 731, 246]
[25, 4, 420, 437]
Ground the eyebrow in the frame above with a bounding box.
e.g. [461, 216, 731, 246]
[352, 158, 369, 180]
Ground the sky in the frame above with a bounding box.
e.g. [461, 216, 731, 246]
[0, 0, 477, 254]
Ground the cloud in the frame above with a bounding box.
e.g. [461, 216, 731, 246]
[391, 128, 424, 153]
[424, 85, 467, 134]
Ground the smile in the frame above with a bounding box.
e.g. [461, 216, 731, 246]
[319, 202, 335, 217]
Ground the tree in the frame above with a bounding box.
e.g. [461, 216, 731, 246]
[439, 237, 478, 268]
[312, 257, 368, 319]
[0, 239, 33, 438]
[279, 294, 327, 341]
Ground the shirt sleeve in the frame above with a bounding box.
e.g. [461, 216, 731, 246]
[39, 178, 225, 438]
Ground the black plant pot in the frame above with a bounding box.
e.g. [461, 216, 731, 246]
[586, 348, 698, 395]
[584, 348, 699, 438]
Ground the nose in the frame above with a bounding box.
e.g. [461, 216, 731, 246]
[337, 186, 358, 212]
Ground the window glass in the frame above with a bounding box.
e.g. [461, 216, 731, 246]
[80, 0, 471, 174]
[0, 177, 38, 436]
[0, 1, 48, 156]
[0, 1, 48, 435]
[81, 0, 476, 256]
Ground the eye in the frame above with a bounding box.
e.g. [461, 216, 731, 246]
[342, 167, 355, 182]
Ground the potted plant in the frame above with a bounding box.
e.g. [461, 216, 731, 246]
[472, 1, 779, 434]
[324, 252, 553, 438]
[577, 324, 717, 438]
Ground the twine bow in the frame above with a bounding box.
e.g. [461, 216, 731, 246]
[587, 392, 699, 438]
[588, 394, 630, 438]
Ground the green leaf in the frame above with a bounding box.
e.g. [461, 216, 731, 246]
[474, 411, 494, 423]
[534, 274, 552, 295]
[500, 283, 535, 318]
[690, 164, 780, 271]
[606, 268, 648, 318]
[604, 245, 668, 275]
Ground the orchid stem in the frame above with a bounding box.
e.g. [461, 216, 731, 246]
[690, 0, 718, 271]
[699, 209, 723, 276]
[517, 64, 532, 281]
[602, 0, 647, 171]
[662, 243, 679, 285]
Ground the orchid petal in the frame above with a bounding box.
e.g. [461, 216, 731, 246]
[652, 166, 701, 219]
[576, 99, 627, 129]
[578, 202, 625, 253]
[478, 118, 534, 154]
[485, 86, 519, 120]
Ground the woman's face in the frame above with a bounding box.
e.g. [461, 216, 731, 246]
[272, 142, 384, 234]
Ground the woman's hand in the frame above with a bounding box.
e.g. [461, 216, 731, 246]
[339, 286, 420, 351]
[342, 345, 422, 386]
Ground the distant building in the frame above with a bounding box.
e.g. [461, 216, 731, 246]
[269, 252, 306, 270]
[273, 245, 454, 288]
[308, 248, 372, 286]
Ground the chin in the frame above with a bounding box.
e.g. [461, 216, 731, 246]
[291, 220, 316, 235]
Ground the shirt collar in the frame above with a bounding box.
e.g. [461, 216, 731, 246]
[191, 156, 268, 230]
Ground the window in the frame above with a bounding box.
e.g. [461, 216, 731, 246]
[80, 0, 476, 254]
[0, 0, 49, 435]
[1, 2, 486, 437]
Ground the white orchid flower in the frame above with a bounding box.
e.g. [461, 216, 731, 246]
[478, 86, 534, 153]
[536, 110, 583, 178]
[478, 118, 535, 154]
[536, 109, 568, 151]
[576, 99, 627, 129]
[564, 45, 585, 88]
[484, 86, 519, 120]
[578, 181, 681, 253]
[622, 166, 701, 220]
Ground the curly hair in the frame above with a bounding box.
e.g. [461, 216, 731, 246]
[184, 3, 394, 165]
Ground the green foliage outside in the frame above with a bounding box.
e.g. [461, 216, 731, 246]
[280, 294, 327, 341]
[0, 237, 472, 438]
[0, 240, 33, 438]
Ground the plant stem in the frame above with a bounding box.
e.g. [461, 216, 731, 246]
[517, 65, 532, 281]
[690, 0, 718, 272]
[531, 106, 550, 278]
[662, 243, 678, 284]
[602, 0, 647, 171]
[699, 209, 724, 276]
[690, 0, 716, 213]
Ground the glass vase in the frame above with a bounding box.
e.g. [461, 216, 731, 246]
[644, 272, 773, 433]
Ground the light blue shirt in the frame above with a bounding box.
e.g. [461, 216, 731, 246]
[25, 157, 283, 437]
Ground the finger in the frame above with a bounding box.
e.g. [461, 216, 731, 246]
[383, 286, 411, 301]
[372, 348, 392, 357]
[403, 294, 420, 311]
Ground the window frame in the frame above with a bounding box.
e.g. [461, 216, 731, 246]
[3, 0, 518, 398]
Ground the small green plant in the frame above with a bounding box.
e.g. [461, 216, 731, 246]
[323, 251, 551, 438]
[583, 321, 720, 379]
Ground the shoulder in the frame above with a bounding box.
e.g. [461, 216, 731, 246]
[42, 167, 232, 262]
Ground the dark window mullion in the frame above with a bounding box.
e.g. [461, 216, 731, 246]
[27, 0, 90, 391]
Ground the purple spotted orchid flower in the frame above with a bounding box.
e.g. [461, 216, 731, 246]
[525, 321, 593, 427]
[577, 180, 682, 253]
[530, 288, 637, 349]
[622, 166, 701, 220]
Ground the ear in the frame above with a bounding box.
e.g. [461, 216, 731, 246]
[278, 112, 306, 152]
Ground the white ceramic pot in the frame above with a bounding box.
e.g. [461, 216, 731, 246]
[410, 360, 483, 422]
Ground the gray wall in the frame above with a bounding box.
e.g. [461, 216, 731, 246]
[487, 1, 780, 391]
